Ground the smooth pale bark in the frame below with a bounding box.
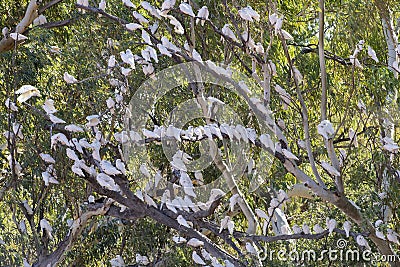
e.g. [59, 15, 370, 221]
[33, 200, 113, 267]
[0, 0, 38, 53]
[371, 3, 399, 265]
[318, 0, 343, 194]
[374, 0, 399, 78]
[0, 0, 67, 53]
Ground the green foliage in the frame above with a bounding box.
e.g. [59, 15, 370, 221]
[0, 0, 399, 266]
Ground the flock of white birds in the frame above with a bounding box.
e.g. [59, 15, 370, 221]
[4, 0, 400, 266]
[12, 85, 400, 265]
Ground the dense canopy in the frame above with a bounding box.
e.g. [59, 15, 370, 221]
[0, 0, 399, 266]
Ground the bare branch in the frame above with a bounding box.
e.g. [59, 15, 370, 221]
[39, 0, 65, 14]
[318, 0, 328, 121]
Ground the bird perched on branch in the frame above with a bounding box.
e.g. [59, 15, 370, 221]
[2, 27, 9, 38]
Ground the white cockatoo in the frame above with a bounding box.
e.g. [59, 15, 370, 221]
[196, 6, 209, 26]
[42, 99, 57, 114]
[326, 218, 337, 234]
[238, 6, 260, 22]
[221, 24, 239, 43]
[192, 251, 206, 265]
[39, 153, 55, 164]
[135, 254, 149, 265]
[65, 124, 84, 132]
[187, 238, 204, 247]
[356, 235, 371, 250]
[10, 33, 28, 41]
[63, 72, 78, 84]
[367, 46, 379, 63]
[343, 221, 351, 237]
[176, 215, 190, 228]
[15, 85, 41, 103]
[161, 0, 176, 13]
[179, 3, 195, 17]
[313, 224, 324, 234]
[317, 120, 335, 139]
[126, 23, 143, 31]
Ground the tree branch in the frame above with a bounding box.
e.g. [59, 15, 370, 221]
[374, 0, 399, 78]
[0, 0, 38, 53]
[33, 200, 113, 267]
[319, 0, 327, 121]
[278, 32, 325, 188]
[38, 0, 65, 14]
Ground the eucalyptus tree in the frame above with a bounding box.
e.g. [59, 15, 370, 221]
[0, 0, 399, 266]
